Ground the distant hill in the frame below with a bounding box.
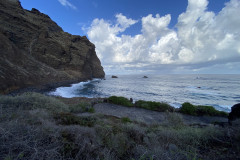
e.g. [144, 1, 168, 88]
[0, 0, 105, 93]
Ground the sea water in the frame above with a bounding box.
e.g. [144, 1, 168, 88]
[48, 74, 240, 112]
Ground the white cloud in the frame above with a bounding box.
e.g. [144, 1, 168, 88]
[86, 0, 240, 74]
[58, 0, 77, 10]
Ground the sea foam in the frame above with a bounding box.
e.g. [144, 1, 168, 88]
[48, 81, 91, 98]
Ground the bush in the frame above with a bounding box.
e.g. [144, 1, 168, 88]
[108, 96, 133, 107]
[54, 113, 96, 127]
[179, 102, 197, 115]
[165, 112, 184, 128]
[135, 100, 174, 112]
[0, 92, 69, 113]
[121, 117, 132, 123]
[69, 102, 95, 113]
[88, 107, 95, 113]
[180, 102, 228, 117]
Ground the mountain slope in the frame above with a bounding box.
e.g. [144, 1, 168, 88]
[0, 0, 105, 93]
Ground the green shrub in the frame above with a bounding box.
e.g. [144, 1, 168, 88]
[196, 105, 228, 117]
[121, 117, 132, 123]
[88, 107, 95, 113]
[180, 102, 228, 117]
[196, 105, 216, 116]
[135, 100, 174, 112]
[217, 111, 229, 117]
[179, 102, 197, 115]
[69, 102, 95, 113]
[108, 96, 133, 107]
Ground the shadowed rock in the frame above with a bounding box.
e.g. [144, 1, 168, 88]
[228, 103, 240, 125]
[112, 75, 118, 78]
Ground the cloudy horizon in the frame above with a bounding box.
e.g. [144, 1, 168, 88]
[85, 0, 240, 74]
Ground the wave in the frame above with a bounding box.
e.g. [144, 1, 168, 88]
[48, 80, 92, 98]
[46, 75, 239, 112]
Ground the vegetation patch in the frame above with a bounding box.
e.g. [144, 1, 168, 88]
[135, 100, 174, 112]
[54, 112, 96, 127]
[121, 117, 132, 123]
[180, 102, 228, 117]
[0, 92, 69, 113]
[0, 93, 236, 160]
[69, 102, 95, 113]
[108, 96, 133, 107]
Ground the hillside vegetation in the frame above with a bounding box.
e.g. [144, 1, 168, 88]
[0, 93, 239, 160]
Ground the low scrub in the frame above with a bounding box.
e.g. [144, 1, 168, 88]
[69, 102, 95, 113]
[108, 96, 133, 107]
[54, 113, 96, 127]
[121, 117, 132, 123]
[0, 92, 69, 113]
[135, 100, 174, 112]
[180, 102, 228, 117]
[0, 93, 237, 160]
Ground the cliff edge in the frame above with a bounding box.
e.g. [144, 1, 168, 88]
[0, 0, 105, 93]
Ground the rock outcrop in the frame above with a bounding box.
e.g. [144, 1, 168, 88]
[228, 103, 240, 124]
[112, 75, 118, 78]
[0, 0, 105, 93]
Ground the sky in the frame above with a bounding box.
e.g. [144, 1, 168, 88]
[20, 0, 240, 74]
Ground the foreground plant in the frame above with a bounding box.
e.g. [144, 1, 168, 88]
[180, 102, 228, 117]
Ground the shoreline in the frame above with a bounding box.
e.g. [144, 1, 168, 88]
[6, 78, 94, 96]
[4, 76, 234, 113]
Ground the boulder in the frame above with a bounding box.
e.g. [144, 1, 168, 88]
[0, 0, 105, 93]
[228, 103, 240, 124]
[143, 76, 148, 78]
[112, 75, 118, 78]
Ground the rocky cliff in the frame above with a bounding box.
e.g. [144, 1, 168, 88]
[0, 0, 105, 93]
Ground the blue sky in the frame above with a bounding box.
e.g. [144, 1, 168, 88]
[20, 0, 228, 36]
[20, 0, 240, 74]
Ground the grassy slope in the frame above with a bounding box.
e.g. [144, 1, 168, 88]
[0, 93, 239, 160]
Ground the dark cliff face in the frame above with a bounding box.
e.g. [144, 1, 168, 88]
[0, 0, 105, 93]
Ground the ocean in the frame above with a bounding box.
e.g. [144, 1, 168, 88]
[48, 74, 240, 112]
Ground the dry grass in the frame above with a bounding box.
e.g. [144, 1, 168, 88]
[0, 93, 239, 160]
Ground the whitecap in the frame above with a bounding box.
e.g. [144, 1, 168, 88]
[48, 81, 91, 98]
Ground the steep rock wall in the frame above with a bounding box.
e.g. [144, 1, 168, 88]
[0, 0, 105, 93]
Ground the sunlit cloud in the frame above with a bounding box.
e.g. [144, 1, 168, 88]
[86, 0, 240, 74]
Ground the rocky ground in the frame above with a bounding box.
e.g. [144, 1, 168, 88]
[58, 97, 229, 126]
[82, 103, 227, 126]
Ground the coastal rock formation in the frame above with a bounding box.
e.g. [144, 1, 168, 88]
[0, 0, 105, 93]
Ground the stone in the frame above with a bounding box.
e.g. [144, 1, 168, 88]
[0, 0, 105, 93]
[130, 98, 133, 103]
[112, 75, 118, 78]
[228, 103, 240, 124]
[143, 76, 148, 78]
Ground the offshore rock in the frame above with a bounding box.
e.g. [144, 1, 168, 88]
[112, 75, 118, 78]
[0, 0, 105, 93]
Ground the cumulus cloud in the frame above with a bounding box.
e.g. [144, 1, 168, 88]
[86, 0, 240, 74]
[58, 0, 77, 10]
